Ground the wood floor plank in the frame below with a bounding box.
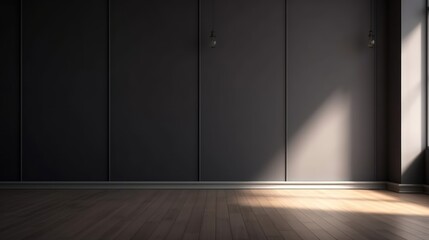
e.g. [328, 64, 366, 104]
[0, 189, 428, 240]
[349, 190, 429, 240]
[165, 190, 199, 240]
[287, 190, 352, 240]
[235, 190, 268, 240]
[183, 190, 207, 240]
[0, 190, 88, 233]
[131, 190, 183, 239]
[148, 190, 189, 240]
[248, 190, 283, 240]
[271, 190, 323, 240]
[215, 190, 233, 240]
[226, 190, 249, 240]
[2, 190, 105, 240]
[99, 190, 158, 240]
[314, 190, 413, 240]
[113, 190, 171, 239]
[199, 190, 216, 240]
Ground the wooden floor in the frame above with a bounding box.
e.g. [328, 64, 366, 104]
[0, 190, 429, 240]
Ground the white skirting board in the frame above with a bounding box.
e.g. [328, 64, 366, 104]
[0, 181, 427, 193]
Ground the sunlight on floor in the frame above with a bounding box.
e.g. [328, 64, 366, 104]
[236, 190, 429, 216]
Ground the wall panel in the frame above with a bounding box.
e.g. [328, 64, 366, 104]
[0, 0, 20, 181]
[0, 0, 390, 183]
[111, 0, 199, 181]
[400, 0, 426, 184]
[287, 0, 376, 181]
[201, 0, 286, 181]
[22, 0, 108, 180]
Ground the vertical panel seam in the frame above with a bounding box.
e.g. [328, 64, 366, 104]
[108, 0, 111, 181]
[399, 0, 404, 183]
[425, 0, 428, 183]
[20, 0, 23, 181]
[285, 0, 288, 182]
[374, 0, 378, 181]
[198, 0, 202, 181]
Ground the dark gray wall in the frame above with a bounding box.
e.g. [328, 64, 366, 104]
[111, 0, 199, 181]
[201, 0, 286, 181]
[426, 148, 429, 184]
[0, 0, 392, 182]
[287, 0, 378, 181]
[22, 0, 108, 180]
[376, 0, 388, 181]
[0, 0, 20, 181]
[386, 0, 402, 183]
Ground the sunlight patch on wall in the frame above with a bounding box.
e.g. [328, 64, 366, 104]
[401, 0, 426, 179]
[288, 89, 352, 180]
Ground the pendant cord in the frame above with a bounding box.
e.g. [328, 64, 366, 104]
[211, 0, 215, 31]
[368, 0, 375, 48]
[370, 0, 374, 32]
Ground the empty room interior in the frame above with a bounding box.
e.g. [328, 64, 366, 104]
[1, 0, 429, 239]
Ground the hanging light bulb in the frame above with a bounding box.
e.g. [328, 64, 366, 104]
[368, 30, 375, 48]
[209, 30, 217, 48]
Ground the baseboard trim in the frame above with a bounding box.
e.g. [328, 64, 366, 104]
[0, 181, 386, 190]
[0, 181, 426, 192]
[386, 182, 428, 194]
[424, 185, 429, 195]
